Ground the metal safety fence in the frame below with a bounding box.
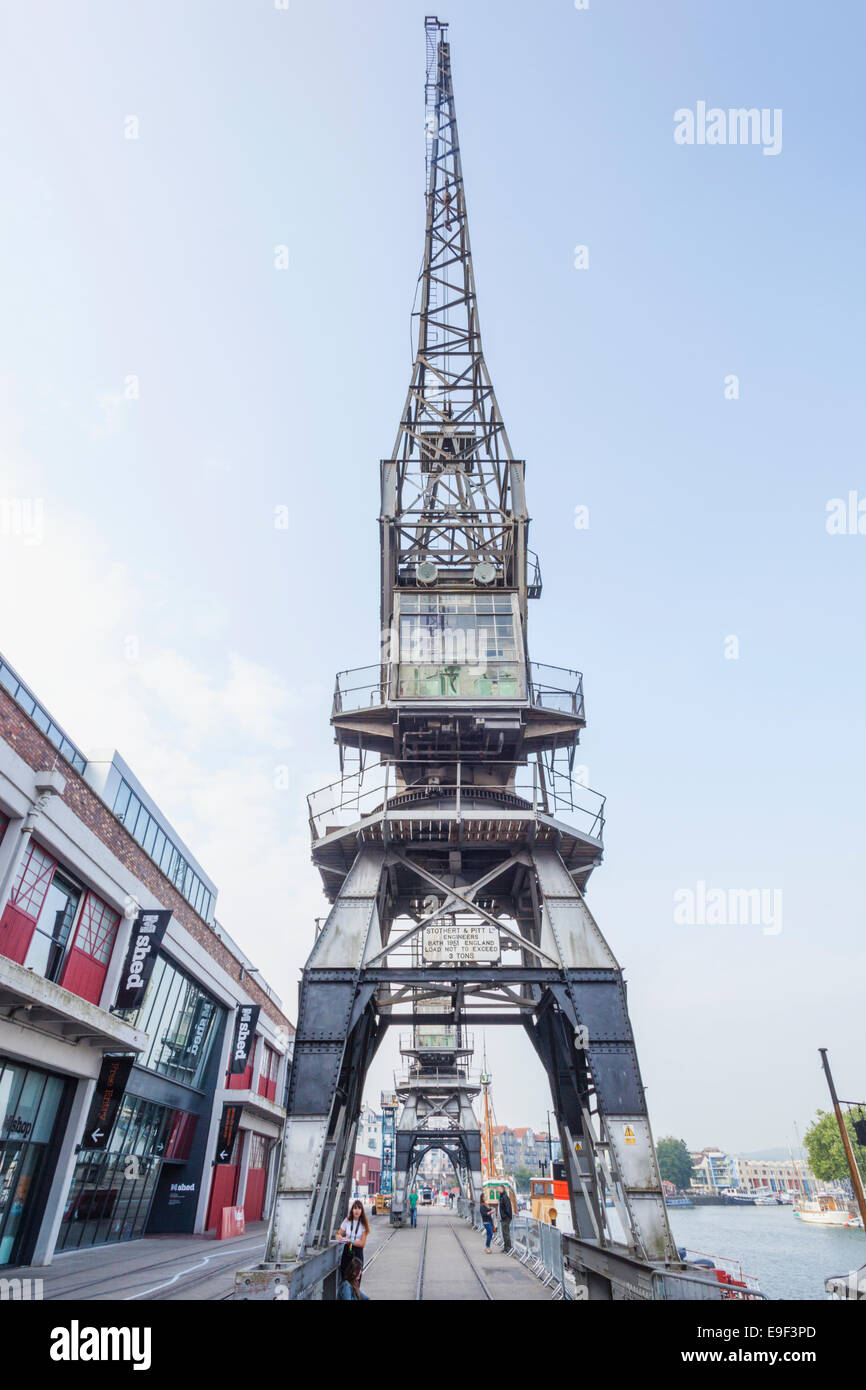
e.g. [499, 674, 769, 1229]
[454, 1200, 768, 1302]
[456, 1200, 569, 1299]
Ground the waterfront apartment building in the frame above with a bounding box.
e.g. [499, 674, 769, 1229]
[690, 1146, 815, 1197]
[690, 1148, 735, 1193]
[490, 1124, 562, 1174]
[731, 1155, 815, 1197]
[351, 1102, 382, 1197]
[0, 653, 293, 1267]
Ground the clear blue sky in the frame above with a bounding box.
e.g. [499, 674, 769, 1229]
[0, 0, 863, 1153]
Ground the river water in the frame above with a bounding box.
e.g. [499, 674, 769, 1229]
[666, 1204, 865, 1300]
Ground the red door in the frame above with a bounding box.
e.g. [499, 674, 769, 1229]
[242, 1133, 269, 1222]
[206, 1165, 239, 1230]
[59, 893, 121, 1004]
[0, 842, 56, 964]
[244, 1168, 266, 1222]
[0, 902, 40, 963]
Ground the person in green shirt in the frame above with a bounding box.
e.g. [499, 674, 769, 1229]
[408, 1188, 419, 1227]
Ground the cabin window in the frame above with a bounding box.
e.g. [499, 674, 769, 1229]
[394, 592, 524, 699]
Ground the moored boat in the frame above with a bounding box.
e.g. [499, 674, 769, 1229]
[529, 1159, 573, 1232]
[794, 1193, 862, 1227]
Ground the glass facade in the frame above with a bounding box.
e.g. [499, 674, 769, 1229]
[0, 1056, 67, 1265]
[0, 657, 87, 773]
[122, 955, 220, 1088]
[57, 1093, 172, 1252]
[396, 592, 524, 699]
[56, 956, 222, 1252]
[111, 778, 213, 922]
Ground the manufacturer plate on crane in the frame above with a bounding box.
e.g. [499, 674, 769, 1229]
[422, 923, 499, 962]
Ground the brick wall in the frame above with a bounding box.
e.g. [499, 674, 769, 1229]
[0, 686, 292, 1031]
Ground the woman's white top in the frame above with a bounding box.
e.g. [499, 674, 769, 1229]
[340, 1218, 365, 1243]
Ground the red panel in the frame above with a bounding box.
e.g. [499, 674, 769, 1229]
[0, 902, 38, 964]
[206, 1165, 239, 1230]
[11, 842, 56, 917]
[218, 1205, 245, 1239]
[59, 947, 108, 1005]
[165, 1110, 198, 1162]
[228, 1067, 251, 1091]
[244, 1168, 266, 1223]
[266, 1079, 277, 1102]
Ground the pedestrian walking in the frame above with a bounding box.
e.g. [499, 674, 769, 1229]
[479, 1194, 496, 1253]
[499, 1187, 514, 1252]
[409, 1187, 419, 1227]
[335, 1198, 369, 1286]
[339, 1256, 370, 1301]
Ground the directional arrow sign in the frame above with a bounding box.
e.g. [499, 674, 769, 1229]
[82, 1055, 134, 1152]
[214, 1104, 241, 1166]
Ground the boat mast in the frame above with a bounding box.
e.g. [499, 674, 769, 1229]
[479, 1042, 498, 1180]
[786, 1133, 804, 1197]
[819, 1048, 866, 1228]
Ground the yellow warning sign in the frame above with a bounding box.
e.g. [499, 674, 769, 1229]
[624, 1125, 637, 1145]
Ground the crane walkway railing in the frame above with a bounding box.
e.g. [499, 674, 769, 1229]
[332, 661, 583, 718]
[308, 758, 605, 842]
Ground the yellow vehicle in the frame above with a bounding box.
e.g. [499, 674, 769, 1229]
[373, 1192, 391, 1215]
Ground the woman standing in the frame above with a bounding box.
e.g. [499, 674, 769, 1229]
[479, 1194, 496, 1253]
[335, 1199, 369, 1284]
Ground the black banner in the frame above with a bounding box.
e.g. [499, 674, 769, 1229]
[185, 995, 217, 1069]
[83, 1054, 135, 1150]
[114, 909, 171, 1010]
[214, 1102, 242, 1164]
[229, 1004, 261, 1074]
